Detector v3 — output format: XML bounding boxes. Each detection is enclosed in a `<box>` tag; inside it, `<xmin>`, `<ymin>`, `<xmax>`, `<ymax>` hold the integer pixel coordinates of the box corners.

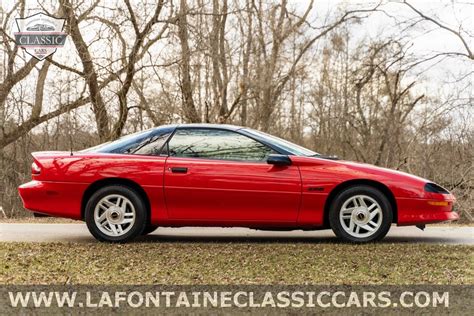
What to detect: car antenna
<box><xmin>69</xmin><ymin>127</ymin><xmax>74</xmax><ymax>156</ymax></box>
<box><xmin>67</xmin><ymin>109</ymin><xmax>73</xmax><ymax>156</ymax></box>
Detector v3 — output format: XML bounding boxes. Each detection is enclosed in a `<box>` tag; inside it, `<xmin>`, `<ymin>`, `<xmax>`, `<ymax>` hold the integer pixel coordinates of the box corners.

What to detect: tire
<box><xmin>85</xmin><ymin>185</ymin><xmax>147</xmax><ymax>242</ymax></box>
<box><xmin>329</xmin><ymin>185</ymin><xmax>392</xmax><ymax>243</ymax></box>
<box><xmin>141</xmin><ymin>224</ymin><xmax>159</xmax><ymax>235</ymax></box>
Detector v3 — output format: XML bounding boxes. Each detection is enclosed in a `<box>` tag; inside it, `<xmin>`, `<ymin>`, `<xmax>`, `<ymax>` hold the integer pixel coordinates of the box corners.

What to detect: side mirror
<box><xmin>267</xmin><ymin>154</ymin><xmax>292</xmax><ymax>166</ymax></box>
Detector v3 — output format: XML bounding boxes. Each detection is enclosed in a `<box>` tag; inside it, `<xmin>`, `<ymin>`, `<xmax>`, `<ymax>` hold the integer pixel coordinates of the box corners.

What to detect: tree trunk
<box><xmin>177</xmin><ymin>0</ymin><xmax>200</xmax><ymax>123</ymax></box>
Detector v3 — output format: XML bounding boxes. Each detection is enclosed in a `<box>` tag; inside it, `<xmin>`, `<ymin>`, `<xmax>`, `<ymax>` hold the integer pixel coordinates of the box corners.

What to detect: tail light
<box><xmin>31</xmin><ymin>162</ymin><xmax>41</xmax><ymax>175</ymax></box>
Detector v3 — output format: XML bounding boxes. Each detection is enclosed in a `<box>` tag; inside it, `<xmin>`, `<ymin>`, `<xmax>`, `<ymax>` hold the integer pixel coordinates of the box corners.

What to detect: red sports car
<box><xmin>18</xmin><ymin>124</ymin><xmax>458</xmax><ymax>243</ymax></box>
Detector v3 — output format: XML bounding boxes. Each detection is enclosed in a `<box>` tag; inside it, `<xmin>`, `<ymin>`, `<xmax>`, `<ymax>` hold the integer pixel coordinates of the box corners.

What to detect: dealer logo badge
<box><xmin>14</xmin><ymin>12</ymin><xmax>67</xmax><ymax>60</ymax></box>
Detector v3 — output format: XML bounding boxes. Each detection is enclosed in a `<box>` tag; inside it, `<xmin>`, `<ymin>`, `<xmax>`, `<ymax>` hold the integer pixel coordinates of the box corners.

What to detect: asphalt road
<box><xmin>0</xmin><ymin>223</ymin><xmax>472</xmax><ymax>244</ymax></box>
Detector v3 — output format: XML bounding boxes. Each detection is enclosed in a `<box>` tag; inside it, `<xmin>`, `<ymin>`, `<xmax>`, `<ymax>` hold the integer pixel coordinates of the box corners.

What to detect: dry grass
<box><xmin>1</xmin><ymin>242</ymin><xmax>472</xmax><ymax>285</ymax></box>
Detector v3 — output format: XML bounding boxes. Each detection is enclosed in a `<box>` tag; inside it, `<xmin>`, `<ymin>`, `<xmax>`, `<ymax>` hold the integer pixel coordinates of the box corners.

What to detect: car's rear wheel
<box><xmin>329</xmin><ymin>185</ymin><xmax>392</xmax><ymax>243</ymax></box>
<box><xmin>85</xmin><ymin>185</ymin><xmax>147</xmax><ymax>242</ymax></box>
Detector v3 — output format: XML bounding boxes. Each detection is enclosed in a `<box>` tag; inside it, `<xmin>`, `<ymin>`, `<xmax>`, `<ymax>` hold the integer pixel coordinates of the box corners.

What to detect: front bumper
<box><xmin>397</xmin><ymin>193</ymin><xmax>458</xmax><ymax>225</ymax></box>
<box><xmin>18</xmin><ymin>180</ymin><xmax>86</xmax><ymax>219</ymax></box>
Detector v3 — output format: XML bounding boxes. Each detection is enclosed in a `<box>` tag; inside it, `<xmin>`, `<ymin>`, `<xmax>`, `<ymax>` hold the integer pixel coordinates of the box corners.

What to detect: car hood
<box><xmin>297</xmin><ymin>155</ymin><xmax>431</xmax><ymax>185</ymax></box>
<box><xmin>336</xmin><ymin>159</ymin><xmax>429</xmax><ymax>183</ymax></box>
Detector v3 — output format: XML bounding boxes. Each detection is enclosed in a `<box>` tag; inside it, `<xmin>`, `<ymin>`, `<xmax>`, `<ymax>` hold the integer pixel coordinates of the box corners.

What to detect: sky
<box><xmin>1</xmin><ymin>0</ymin><xmax>472</xmax><ymax>133</ymax></box>
<box><xmin>294</xmin><ymin>0</ymin><xmax>473</xmax><ymax>131</ymax></box>
<box><xmin>296</xmin><ymin>0</ymin><xmax>473</xmax><ymax>78</ymax></box>
<box><xmin>298</xmin><ymin>1</ymin><xmax>473</xmax><ymax>55</ymax></box>
<box><xmin>3</xmin><ymin>0</ymin><xmax>473</xmax><ymax>84</ymax></box>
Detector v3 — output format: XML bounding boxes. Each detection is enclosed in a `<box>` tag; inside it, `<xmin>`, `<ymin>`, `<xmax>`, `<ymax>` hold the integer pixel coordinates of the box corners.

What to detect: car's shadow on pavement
<box><xmin>136</xmin><ymin>235</ymin><xmax>340</xmax><ymax>244</ymax></box>
<box><xmin>132</xmin><ymin>234</ymin><xmax>461</xmax><ymax>244</ymax></box>
<box><xmin>22</xmin><ymin>234</ymin><xmax>466</xmax><ymax>244</ymax></box>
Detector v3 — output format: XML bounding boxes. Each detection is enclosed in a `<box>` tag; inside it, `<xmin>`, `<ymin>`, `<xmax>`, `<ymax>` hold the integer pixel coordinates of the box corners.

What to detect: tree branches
<box><xmin>402</xmin><ymin>1</ymin><xmax>473</xmax><ymax>60</ymax></box>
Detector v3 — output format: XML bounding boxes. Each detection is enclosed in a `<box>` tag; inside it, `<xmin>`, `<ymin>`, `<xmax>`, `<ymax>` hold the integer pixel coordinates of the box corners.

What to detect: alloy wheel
<box><xmin>93</xmin><ymin>194</ymin><xmax>136</xmax><ymax>237</ymax></box>
<box><xmin>339</xmin><ymin>194</ymin><xmax>383</xmax><ymax>238</ymax></box>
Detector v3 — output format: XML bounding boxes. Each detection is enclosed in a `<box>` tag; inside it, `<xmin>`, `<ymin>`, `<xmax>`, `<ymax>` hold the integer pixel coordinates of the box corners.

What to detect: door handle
<box><xmin>170</xmin><ymin>167</ymin><xmax>188</xmax><ymax>174</ymax></box>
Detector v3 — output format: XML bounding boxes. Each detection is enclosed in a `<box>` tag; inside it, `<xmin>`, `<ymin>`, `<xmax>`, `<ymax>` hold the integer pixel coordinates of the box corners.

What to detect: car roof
<box><xmin>177</xmin><ymin>123</ymin><xmax>244</xmax><ymax>131</ymax></box>
<box><xmin>154</xmin><ymin>123</ymin><xmax>244</xmax><ymax>131</ymax></box>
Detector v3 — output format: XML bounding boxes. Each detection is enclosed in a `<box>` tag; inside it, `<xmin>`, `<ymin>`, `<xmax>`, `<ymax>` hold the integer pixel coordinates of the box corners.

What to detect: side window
<box><xmin>167</xmin><ymin>129</ymin><xmax>275</xmax><ymax>161</ymax></box>
<box><xmin>132</xmin><ymin>132</ymin><xmax>171</xmax><ymax>155</ymax></box>
<box><xmin>90</xmin><ymin>129</ymin><xmax>172</xmax><ymax>155</ymax></box>
<box><xmin>93</xmin><ymin>130</ymin><xmax>153</xmax><ymax>154</ymax></box>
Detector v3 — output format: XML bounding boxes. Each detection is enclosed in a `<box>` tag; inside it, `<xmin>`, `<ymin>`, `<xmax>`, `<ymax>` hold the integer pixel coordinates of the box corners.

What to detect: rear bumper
<box><xmin>18</xmin><ymin>180</ymin><xmax>86</xmax><ymax>220</ymax></box>
<box><xmin>397</xmin><ymin>195</ymin><xmax>459</xmax><ymax>225</ymax></box>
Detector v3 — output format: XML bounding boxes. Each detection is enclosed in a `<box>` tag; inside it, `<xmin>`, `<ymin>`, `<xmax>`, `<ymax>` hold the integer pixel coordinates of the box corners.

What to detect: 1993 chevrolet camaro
<box><xmin>18</xmin><ymin>124</ymin><xmax>458</xmax><ymax>243</ymax></box>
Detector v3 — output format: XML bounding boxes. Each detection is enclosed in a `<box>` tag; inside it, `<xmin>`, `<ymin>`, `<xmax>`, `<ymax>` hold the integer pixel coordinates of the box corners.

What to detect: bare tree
<box><xmin>177</xmin><ymin>0</ymin><xmax>200</xmax><ymax>123</ymax></box>
<box><xmin>402</xmin><ymin>1</ymin><xmax>473</xmax><ymax>60</ymax></box>
<box><xmin>0</xmin><ymin>1</ymin><xmax>471</xmax><ymax>221</ymax></box>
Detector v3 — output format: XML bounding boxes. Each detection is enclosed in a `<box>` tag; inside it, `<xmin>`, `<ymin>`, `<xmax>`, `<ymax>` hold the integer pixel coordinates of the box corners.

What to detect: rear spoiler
<box><xmin>31</xmin><ymin>151</ymin><xmax>73</xmax><ymax>174</ymax></box>
<box><xmin>32</xmin><ymin>151</ymin><xmax>72</xmax><ymax>158</ymax></box>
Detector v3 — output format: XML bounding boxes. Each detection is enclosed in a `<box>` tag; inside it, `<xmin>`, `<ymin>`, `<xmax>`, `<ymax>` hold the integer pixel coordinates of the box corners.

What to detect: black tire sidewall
<box><xmin>85</xmin><ymin>185</ymin><xmax>147</xmax><ymax>242</ymax></box>
<box><xmin>142</xmin><ymin>225</ymin><xmax>159</xmax><ymax>235</ymax></box>
<box><xmin>329</xmin><ymin>185</ymin><xmax>392</xmax><ymax>243</ymax></box>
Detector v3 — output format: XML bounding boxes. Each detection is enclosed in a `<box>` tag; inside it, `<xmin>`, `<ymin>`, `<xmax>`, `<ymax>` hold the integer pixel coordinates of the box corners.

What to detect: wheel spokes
<box><xmin>360</xmin><ymin>224</ymin><xmax>375</xmax><ymax>232</ymax></box>
<box><xmin>348</xmin><ymin>218</ymin><xmax>355</xmax><ymax>232</ymax></box>
<box><xmin>369</xmin><ymin>208</ymin><xmax>380</xmax><ymax>221</ymax></box>
<box><xmin>99</xmin><ymin>218</ymin><xmax>109</xmax><ymax>228</ymax></box>
<box><xmin>96</xmin><ymin>211</ymin><xmax>107</xmax><ymax>222</ymax></box>
<box><xmin>102</xmin><ymin>200</ymin><xmax>115</xmax><ymax>208</ymax></box>
<box><xmin>341</xmin><ymin>207</ymin><xmax>354</xmax><ymax>219</ymax></box>
<box><xmin>339</xmin><ymin>194</ymin><xmax>383</xmax><ymax>238</ymax></box>
<box><xmin>94</xmin><ymin>194</ymin><xmax>136</xmax><ymax>237</ymax></box>
<box><xmin>116</xmin><ymin>197</ymin><xmax>124</xmax><ymax>209</ymax></box>
<box><xmin>354</xmin><ymin>225</ymin><xmax>360</xmax><ymax>234</ymax></box>
<box><xmin>357</xmin><ymin>197</ymin><xmax>367</xmax><ymax>207</ymax></box>
<box><xmin>367</xmin><ymin>220</ymin><xmax>378</xmax><ymax>228</ymax></box>
<box><xmin>109</xmin><ymin>223</ymin><xmax>118</xmax><ymax>235</ymax></box>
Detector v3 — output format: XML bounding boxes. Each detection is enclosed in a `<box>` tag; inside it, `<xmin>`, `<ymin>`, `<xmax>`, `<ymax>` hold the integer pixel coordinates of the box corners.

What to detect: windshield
<box><xmin>244</xmin><ymin>129</ymin><xmax>319</xmax><ymax>157</ymax></box>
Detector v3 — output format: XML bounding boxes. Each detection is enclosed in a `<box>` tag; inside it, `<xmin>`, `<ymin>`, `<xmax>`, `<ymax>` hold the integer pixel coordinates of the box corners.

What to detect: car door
<box><xmin>163</xmin><ymin>128</ymin><xmax>302</xmax><ymax>222</ymax></box>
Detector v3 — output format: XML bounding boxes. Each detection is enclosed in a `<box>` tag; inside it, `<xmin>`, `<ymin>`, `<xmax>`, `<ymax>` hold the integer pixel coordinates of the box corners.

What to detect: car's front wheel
<box><xmin>85</xmin><ymin>185</ymin><xmax>147</xmax><ymax>242</ymax></box>
<box><xmin>329</xmin><ymin>185</ymin><xmax>392</xmax><ymax>243</ymax></box>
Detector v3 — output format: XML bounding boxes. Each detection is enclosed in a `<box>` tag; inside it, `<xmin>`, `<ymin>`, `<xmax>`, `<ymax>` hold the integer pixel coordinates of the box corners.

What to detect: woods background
<box><xmin>0</xmin><ymin>0</ymin><xmax>472</xmax><ymax>221</ymax></box>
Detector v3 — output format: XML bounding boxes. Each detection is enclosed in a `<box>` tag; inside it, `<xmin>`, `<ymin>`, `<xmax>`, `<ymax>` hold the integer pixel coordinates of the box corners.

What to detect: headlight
<box><xmin>424</xmin><ymin>182</ymin><xmax>449</xmax><ymax>194</ymax></box>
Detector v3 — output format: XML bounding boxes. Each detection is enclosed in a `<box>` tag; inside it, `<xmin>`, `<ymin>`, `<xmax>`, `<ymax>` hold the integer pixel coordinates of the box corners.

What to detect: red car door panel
<box><xmin>164</xmin><ymin>157</ymin><xmax>301</xmax><ymax>222</ymax></box>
